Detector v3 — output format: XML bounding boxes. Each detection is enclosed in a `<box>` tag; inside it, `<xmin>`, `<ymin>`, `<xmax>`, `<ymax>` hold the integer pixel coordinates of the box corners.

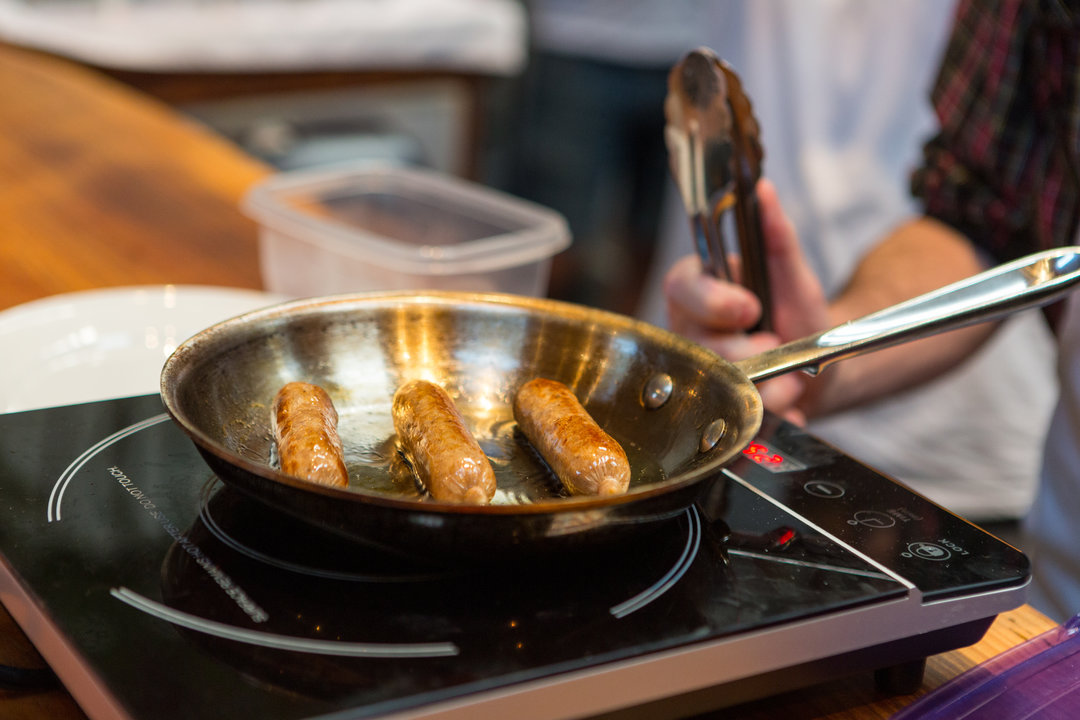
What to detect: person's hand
<box><xmin>662</xmin><ymin>180</ymin><xmax>828</xmax><ymax>423</ymax></box>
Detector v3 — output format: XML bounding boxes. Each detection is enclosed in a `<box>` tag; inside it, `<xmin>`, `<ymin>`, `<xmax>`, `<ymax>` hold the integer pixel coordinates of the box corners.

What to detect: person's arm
<box><xmin>663</xmin><ymin>181</ymin><xmax>997</xmax><ymax>420</ymax></box>
<box><xmin>801</xmin><ymin>216</ymin><xmax>996</xmax><ymax>416</ymax></box>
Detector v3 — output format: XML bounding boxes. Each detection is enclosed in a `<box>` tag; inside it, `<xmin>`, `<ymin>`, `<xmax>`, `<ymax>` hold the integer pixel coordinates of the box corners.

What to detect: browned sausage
<box><xmin>513</xmin><ymin>378</ymin><xmax>631</xmax><ymax>496</ymax></box>
<box><xmin>272</xmin><ymin>381</ymin><xmax>349</xmax><ymax>488</ymax></box>
<box><xmin>392</xmin><ymin>379</ymin><xmax>496</xmax><ymax>504</ymax></box>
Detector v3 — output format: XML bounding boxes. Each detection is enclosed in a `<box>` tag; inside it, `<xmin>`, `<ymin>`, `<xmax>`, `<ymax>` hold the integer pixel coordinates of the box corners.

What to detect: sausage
<box><xmin>272</xmin><ymin>381</ymin><xmax>349</xmax><ymax>488</ymax></box>
<box><xmin>392</xmin><ymin>379</ymin><xmax>496</xmax><ymax>504</ymax></box>
<box><xmin>513</xmin><ymin>378</ymin><xmax>631</xmax><ymax>496</ymax></box>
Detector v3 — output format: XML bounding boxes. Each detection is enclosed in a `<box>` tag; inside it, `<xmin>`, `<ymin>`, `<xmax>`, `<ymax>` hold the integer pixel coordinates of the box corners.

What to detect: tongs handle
<box><xmin>718</xmin><ymin>61</ymin><xmax>772</xmax><ymax>333</ymax></box>
<box><xmin>665</xmin><ymin>48</ymin><xmax>772</xmax><ymax>332</ymax></box>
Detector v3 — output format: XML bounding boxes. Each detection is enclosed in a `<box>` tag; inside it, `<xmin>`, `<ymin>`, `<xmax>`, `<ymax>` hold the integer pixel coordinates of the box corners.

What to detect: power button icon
<box><xmin>804</xmin><ymin>481</ymin><xmax>845</xmax><ymax>499</ymax></box>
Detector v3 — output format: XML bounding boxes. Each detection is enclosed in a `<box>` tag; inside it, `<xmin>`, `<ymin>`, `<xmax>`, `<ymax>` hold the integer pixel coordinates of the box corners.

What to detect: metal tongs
<box><xmin>665</xmin><ymin>47</ymin><xmax>772</xmax><ymax>331</ymax></box>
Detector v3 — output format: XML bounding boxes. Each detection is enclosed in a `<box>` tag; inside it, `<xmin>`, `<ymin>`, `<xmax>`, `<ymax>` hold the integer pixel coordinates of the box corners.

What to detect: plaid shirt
<box><xmin>910</xmin><ymin>0</ymin><xmax>1080</xmax><ymax>262</ymax></box>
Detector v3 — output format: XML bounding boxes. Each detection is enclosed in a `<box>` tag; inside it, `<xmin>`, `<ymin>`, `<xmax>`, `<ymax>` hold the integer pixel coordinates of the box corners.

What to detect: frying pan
<box><xmin>161</xmin><ymin>247</ymin><xmax>1080</xmax><ymax>563</ymax></box>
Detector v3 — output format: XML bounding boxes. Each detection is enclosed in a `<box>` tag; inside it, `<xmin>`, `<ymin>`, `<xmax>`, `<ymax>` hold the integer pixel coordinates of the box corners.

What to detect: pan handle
<box><xmin>734</xmin><ymin>246</ymin><xmax>1080</xmax><ymax>383</ymax></box>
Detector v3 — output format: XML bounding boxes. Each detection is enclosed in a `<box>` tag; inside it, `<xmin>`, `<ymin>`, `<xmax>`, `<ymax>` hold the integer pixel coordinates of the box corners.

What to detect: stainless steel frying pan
<box><xmin>160</xmin><ymin>247</ymin><xmax>1080</xmax><ymax>563</ymax></box>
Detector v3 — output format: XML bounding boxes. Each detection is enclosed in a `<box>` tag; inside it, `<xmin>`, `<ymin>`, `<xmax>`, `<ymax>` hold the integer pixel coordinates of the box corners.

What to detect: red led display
<box><xmin>740</xmin><ymin>440</ymin><xmax>807</xmax><ymax>473</ymax></box>
<box><xmin>743</xmin><ymin>442</ymin><xmax>785</xmax><ymax>466</ymax></box>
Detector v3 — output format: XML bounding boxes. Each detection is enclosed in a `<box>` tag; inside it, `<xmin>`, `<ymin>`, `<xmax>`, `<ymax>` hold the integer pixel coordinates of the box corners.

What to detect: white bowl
<box><xmin>0</xmin><ymin>285</ymin><xmax>283</xmax><ymax>413</ymax></box>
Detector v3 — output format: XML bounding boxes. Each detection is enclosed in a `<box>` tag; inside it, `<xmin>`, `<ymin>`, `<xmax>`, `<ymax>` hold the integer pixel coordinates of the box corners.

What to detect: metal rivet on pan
<box><xmin>642</xmin><ymin>373</ymin><xmax>673</xmax><ymax>409</ymax></box>
<box><xmin>700</xmin><ymin>418</ymin><xmax>728</xmax><ymax>452</ymax></box>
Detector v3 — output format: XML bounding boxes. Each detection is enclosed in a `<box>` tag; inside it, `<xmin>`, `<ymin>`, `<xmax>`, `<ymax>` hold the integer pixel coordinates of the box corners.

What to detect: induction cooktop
<box><xmin>0</xmin><ymin>394</ymin><xmax>1028</xmax><ymax>719</ymax></box>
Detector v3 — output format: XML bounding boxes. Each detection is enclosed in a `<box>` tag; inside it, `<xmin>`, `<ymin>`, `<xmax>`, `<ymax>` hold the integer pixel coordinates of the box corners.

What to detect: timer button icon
<box><xmin>848</xmin><ymin>510</ymin><xmax>895</xmax><ymax>529</ymax></box>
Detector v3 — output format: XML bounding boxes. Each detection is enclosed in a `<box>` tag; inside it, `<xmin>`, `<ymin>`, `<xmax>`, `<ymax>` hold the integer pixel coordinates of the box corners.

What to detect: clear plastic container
<box><xmin>892</xmin><ymin>614</ymin><xmax>1080</xmax><ymax>719</ymax></box>
<box><xmin>242</xmin><ymin>164</ymin><xmax>571</xmax><ymax>298</ymax></box>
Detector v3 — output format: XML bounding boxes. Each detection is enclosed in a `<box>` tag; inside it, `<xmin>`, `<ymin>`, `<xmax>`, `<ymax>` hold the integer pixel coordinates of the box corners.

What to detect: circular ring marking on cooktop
<box><xmin>48</xmin><ymin>413</ymin><xmax>171</xmax><ymax>522</ymax></box>
<box><xmin>609</xmin><ymin>507</ymin><xmax>701</xmax><ymax>618</ymax></box>
<box><xmin>110</xmin><ymin>587</ymin><xmax>460</xmax><ymax>658</ymax></box>
<box><xmin>196</xmin><ymin>478</ymin><xmax>452</xmax><ymax>583</ymax></box>
<box><xmin>199</xmin><ymin>475</ymin><xmax>703</xmax><ymax>616</ymax></box>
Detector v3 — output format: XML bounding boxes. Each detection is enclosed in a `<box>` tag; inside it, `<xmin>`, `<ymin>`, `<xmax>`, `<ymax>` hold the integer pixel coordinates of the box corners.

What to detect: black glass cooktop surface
<box><xmin>0</xmin><ymin>395</ymin><xmax>1028</xmax><ymax>719</ymax></box>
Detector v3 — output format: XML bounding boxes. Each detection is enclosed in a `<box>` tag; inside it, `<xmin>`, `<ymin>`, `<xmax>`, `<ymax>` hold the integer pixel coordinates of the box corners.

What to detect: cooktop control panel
<box><xmin>714</xmin><ymin>412</ymin><xmax>1029</xmax><ymax>600</ymax></box>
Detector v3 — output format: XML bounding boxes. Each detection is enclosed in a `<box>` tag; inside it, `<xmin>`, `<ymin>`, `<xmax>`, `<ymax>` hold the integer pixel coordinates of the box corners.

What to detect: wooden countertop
<box><xmin>0</xmin><ymin>40</ymin><xmax>1061</xmax><ymax>720</ymax></box>
<box><xmin>0</xmin><ymin>43</ymin><xmax>266</xmax><ymax>312</ymax></box>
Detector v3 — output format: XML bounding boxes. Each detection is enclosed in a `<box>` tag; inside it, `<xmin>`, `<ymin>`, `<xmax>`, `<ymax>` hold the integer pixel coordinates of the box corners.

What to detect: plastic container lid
<box><xmin>892</xmin><ymin>614</ymin><xmax>1080</xmax><ymax>719</ymax></box>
